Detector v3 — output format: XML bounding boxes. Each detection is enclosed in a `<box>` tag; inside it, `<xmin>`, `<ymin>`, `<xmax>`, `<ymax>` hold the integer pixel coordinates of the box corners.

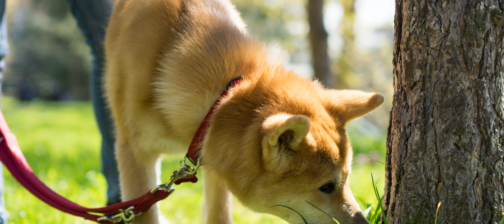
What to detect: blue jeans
<box><xmin>65</xmin><ymin>0</ymin><xmax>121</xmax><ymax>205</ymax></box>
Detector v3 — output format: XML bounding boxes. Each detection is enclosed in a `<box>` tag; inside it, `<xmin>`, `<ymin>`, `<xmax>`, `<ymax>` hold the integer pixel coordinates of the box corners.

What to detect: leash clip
<box><xmin>97</xmin><ymin>206</ymin><xmax>139</xmax><ymax>224</ymax></box>
<box><xmin>150</xmin><ymin>157</ymin><xmax>200</xmax><ymax>194</ymax></box>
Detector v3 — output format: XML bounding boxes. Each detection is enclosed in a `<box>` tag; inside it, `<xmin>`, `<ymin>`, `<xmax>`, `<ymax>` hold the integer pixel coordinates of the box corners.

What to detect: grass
<box><xmin>2</xmin><ymin>97</ymin><xmax>385</xmax><ymax>224</ymax></box>
<box><xmin>362</xmin><ymin>174</ymin><xmax>387</xmax><ymax>224</ymax></box>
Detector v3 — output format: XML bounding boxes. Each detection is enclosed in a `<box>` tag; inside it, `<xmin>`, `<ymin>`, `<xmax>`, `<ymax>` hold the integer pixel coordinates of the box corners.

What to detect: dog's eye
<box><xmin>319</xmin><ymin>182</ymin><xmax>335</xmax><ymax>194</ymax></box>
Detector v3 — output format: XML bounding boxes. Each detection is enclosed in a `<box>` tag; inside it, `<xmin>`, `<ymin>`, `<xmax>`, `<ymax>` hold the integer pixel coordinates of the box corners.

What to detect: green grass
<box><xmin>363</xmin><ymin>174</ymin><xmax>387</xmax><ymax>224</ymax></box>
<box><xmin>2</xmin><ymin>97</ymin><xmax>385</xmax><ymax>224</ymax></box>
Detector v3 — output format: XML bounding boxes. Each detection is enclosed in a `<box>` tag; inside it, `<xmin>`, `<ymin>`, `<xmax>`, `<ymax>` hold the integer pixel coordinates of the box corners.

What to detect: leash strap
<box><xmin>0</xmin><ymin>77</ymin><xmax>242</xmax><ymax>223</ymax></box>
<box><xmin>186</xmin><ymin>77</ymin><xmax>243</xmax><ymax>164</ymax></box>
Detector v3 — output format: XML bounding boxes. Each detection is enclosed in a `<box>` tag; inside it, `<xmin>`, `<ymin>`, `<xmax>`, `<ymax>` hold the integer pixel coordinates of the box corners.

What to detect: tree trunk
<box><xmin>384</xmin><ymin>0</ymin><xmax>504</xmax><ymax>223</ymax></box>
<box><xmin>308</xmin><ymin>0</ymin><xmax>335</xmax><ymax>87</ymax></box>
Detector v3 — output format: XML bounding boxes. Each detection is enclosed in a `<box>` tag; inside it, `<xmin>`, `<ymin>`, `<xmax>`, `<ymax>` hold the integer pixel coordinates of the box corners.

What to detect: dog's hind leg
<box><xmin>116</xmin><ymin>140</ymin><xmax>160</xmax><ymax>224</ymax></box>
<box><xmin>202</xmin><ymin>168</ymin><xmax>233</xmax><ymax>224</ymax></box>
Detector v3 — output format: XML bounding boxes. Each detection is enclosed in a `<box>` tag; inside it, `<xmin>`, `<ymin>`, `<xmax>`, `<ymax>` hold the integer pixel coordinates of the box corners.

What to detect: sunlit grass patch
<box><xmin>3</xmin><ymin>98</ymin><xmax>105</xmax><ymax>224</ymax></box>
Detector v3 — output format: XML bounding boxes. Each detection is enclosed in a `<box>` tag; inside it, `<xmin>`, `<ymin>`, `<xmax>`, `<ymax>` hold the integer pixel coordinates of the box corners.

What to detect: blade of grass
<box><xmin>370</xmin><ymin>173</ymin><xmax>384</xmax><ymax>223</ymax></box>
<box><xmin>273</xmin><ymin>205</ymin><xmax>308</xmax><ymax>224</ymax></box>
<box><xmin>435</xmin><ymin>202</ymin><xmax>441</xmax><ymax>224</ymax></box>
<box><xmin>306</xmin><ymin>201</ymin><xmax>340</xmax><ymax>224</ymax></box>
<box><xmin>377</xmin><ymin>161</ymin><xmax>393</xmax><ymax>170</ymax></box>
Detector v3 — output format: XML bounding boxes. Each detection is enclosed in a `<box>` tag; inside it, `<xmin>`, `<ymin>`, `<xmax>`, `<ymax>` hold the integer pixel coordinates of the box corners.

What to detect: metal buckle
<box><xmin>150</xmin><ymin>158</ymin><xmax>200</xmax><ymax>194</ymax></box>
<box><xmin>97</xmin><ymin>206</ymin><xmax>139</xmax><ymax>224</ymax></box>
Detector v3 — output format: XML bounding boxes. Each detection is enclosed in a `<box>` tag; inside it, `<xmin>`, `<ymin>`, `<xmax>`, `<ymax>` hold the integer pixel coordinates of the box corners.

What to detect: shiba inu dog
<box><xmin>104</xmin><ymin>0</ymin><xmax>383</xmax><ymax>223</ymax></box>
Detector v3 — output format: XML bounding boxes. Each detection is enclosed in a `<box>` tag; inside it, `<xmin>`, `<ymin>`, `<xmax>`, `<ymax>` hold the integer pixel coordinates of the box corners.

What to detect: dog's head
<box><xmin>203</xmin><ymin>77</ymin><xmax>383</xmax><ymax>224</ymax></box>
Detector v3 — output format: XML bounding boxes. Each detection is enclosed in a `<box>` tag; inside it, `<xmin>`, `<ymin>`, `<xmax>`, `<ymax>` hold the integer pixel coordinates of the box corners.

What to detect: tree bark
<box><xmin>384</xmin><ymin>0</ymin><xmax>504</xmax><ymax>223</ymax></box>
<box><xmin>308</xmin><ymin>0</ymin><xmax>335</xmax><ymax>87</ymax></box>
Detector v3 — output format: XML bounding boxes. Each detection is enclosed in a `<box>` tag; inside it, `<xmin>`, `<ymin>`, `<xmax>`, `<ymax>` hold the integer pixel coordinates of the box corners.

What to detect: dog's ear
<box><xmin>261</xmin><ymin>114</ymin><xmax>310</xmax><ymax>170</ymax></box>
<box><xmin>322</xmin><ymin>90</ymin><xmax>384</xmax><ymax>123</ymax></box>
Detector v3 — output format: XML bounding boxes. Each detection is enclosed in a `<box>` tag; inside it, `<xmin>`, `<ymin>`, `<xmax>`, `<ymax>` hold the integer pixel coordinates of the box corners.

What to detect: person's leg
<box><xmin>65</xmin><ymin>0</ymin><xmax>121</xmax><ymax>205</ymax></box>
<box><xmin>0</xmin><ymin>1</ymin><xmax>9</xmax><ymax>223</ymax></box>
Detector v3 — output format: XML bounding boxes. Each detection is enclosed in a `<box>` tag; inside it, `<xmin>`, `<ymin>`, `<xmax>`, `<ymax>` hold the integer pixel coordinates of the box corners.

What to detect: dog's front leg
<box><xmin>116</xmin><ymin>140</ymin><xmax>160</xmax><ymax>224</ymax></box>
<box><xmin>202</xmin><ymin>168</ymin><xmax>233</xmax><ymax>224</ymax></box>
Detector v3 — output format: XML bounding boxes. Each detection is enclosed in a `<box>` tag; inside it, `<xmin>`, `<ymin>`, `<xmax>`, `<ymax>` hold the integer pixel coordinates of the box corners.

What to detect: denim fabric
<box><xmin>0</xmin><ymin>0</ymin><xmax>9</xmax><ymax>222</ymax></box>
<box><xmin>65</xmin><ymin>0</ymin><xmax>121</xmax><ymax>205</ymax></box>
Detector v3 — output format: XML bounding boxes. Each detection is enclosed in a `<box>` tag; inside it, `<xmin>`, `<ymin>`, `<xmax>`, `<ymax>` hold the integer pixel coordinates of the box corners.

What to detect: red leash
<box><xmin>0</xmin><ymin>77</ymin><xmax>242</xmax><ymax>223</ymax></box>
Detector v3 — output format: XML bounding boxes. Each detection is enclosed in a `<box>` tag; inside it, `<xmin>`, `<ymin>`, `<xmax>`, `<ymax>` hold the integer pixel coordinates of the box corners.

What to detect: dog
<box><xmin>104</xmin><ymin>0</ymin><xmax>383</xmax><ymax>223</ymax></box>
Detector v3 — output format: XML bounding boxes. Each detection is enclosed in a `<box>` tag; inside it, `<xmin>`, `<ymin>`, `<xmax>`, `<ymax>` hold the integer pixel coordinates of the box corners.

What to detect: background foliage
<box><xmin>4</xmin><ymin>0</ymin><xmax>91</xmax><ymax>100</ymax></box>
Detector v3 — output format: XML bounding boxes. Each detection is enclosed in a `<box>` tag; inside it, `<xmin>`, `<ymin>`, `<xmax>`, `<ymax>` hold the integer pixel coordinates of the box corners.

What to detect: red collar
<box><xmin>186</xmin><ymin>77</ymin><xmax>243</xmax><ymax>165</ymax></box>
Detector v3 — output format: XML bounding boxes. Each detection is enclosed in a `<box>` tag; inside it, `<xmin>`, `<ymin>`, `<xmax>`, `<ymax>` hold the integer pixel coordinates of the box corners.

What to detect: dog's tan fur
<box><xmin>104</xmin><ymin>0</ymin><xmax>383</xmax><ymax>223</ymax></box>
